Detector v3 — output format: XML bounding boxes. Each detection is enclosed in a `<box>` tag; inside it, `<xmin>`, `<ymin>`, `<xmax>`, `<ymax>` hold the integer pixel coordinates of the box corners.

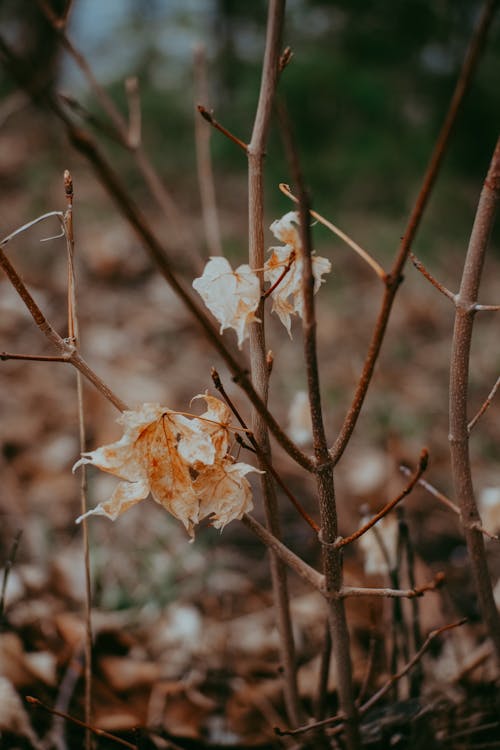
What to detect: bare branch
<box><xmin>0</xmin><ymin>244</ymin><xmax>127</xmax><ymax>412</ymax></box>
<box><xmin>278</xmin><ymin>99</ymin><xmax>360</xmax><ymax>748</ymax></box>
<box><xmin>474</xmin><ymin>303</ymin><xmax>500</xmax><ymax>311</ymax></box>
<box><xmin>340</xmin><ymin>571</ymin><xmax>445</xmax><ymax>599</ymax></box>
<box><xmin>247</xmin><ymin>0</ymin><xmax>302</xmax><ymax>725</ymax></box>
<box><xmin>62</xmin><ymin>171</ymin><xmax>93</xmax><ymax>750</ymax></box>
<box><xmin>0</xmin><ymin>352</ymin><xmax>68</xmax><ymax>362</ymax></box>
<box><xmin>26</xmin><ymin>697</ymin><xmax>137</xmax><ymax>750</ymax></box>
<box><xmin>410</xmin><ymin>252</ymin><xmax>455</xmax><ymax>300</ymax></box>
<box><xmin>449</xmin><ymin>136</ymin><xmax>500</xmax><ymax>663</ymax></box>
<box><xmin>337</xmin><ymin>449</ymin><xmax>428</xmax><ymax>549</ymax></box>
<box><xmin>468</xmin><ymin>374</ymin><xmax>500</xmax><ymax>431</ymax></box>
<box><xmin>197</xmin><ymin>104</ymin><xmax>248</xmax><ymax>153</ymax></box>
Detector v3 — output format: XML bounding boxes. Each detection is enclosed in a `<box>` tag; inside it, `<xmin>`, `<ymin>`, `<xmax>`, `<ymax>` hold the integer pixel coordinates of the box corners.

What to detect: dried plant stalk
<box><xmin>449</xmin><ymin>136</ymin><xmax>500</xmax><ymax>664</ymax></box>
<box><xmin>246</xmin><ymin>0</ymin><xmax>301</xmax><ymax>726</ymax></box>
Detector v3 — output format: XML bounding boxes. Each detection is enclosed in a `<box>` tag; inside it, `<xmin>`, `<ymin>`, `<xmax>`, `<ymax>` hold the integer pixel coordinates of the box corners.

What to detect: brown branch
<box><xmin>399</xmin><ymin>466</ymin><xmax>499</xmax><ymax>541</ymax></box>
<box><xmin>410</xmin><ymin>252</ymin><xmax>455</xmax><ymax>300</ymax></box>
<box><xmin>330</xmin><ymin>0</ymin><xmax>497</xmax><ymax>466</ymax></box>
<box><xmin>337</xmin><ymin>449</ymin><xmax>428</xmax><ymax>548</ymax></box>
<box><xmin>62</xmin><ymin>171</ymin><xmax>93</xmax><ymax>750</ymax></box>
<box><xmin>0</xmin><ymin>244</ymin><xmax>127</xmax><ymax>412</ymax></box>
<box><xmin>26</xmin><ymin>697</ymin><xmax>137</xmax><ymax>750</ymax></box>
<box><xmin>0</xmin><ymin>352</ymin><xmax>68</xmax><ymax>362</ymax></box>
<box><xmin>279</xmin><ymin>102</ymin><xmax>360</xmax><ymax>748</ymax></box>
<box><xmin>474</xmin><ymin>303</ymin><xmax>500</xmax><ymax>311</ymax></box>
<box><xmin>468</xmin><ymin>374</ymin><xmax>500</xmax><ymax>431</ymax></box>
<box><xmin>449</xmin><ymin>135</ymin><xmax>500</xmax><ymax>664</ymax></box>
<box><xmin>246</xmin><ymin>0</ymin><xmax>302</xmax><ymax>726</ymax></box>
<box><xmin>340</xmin><ymin>571</ymin><xmax>445</xmax><ymax>599</ymax></box>
<box><xmin>261</xmin><ymin>249</ymin><xmax>295</xmax><ymax>299</ymax></box>
<box><xmin>197</xmin><ymin>104</ymin><xmax>248</xmax><ymax>153</ymax></box>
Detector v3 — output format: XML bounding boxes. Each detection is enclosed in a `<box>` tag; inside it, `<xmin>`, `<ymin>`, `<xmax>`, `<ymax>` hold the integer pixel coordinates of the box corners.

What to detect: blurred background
<box><xmin>0</xmin><ymin>1</ymin><xmax>499</xmax><ymax>745</ymax></box>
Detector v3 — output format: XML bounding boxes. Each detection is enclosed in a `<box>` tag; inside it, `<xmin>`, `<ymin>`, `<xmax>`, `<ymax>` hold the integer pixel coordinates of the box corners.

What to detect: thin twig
<box><xmin>197</xmin><ymin>105</ymin><xmax>248</xmax><ymax>153</ymax></box>
<box><xmin>0</xmin><ymin>243</ymin><xmax>127</xmax><ymax>412</ymax></box>
<box><xmin>279</xmin><ymin>100</ymin><xmax>360</xmax><ymax>748</ymax></box>
<box><xmin>340</xmin><ymin>572</ymin><xmax>445</xmax><ymax>599</ymax></box>
<box><xmin>399</xmin><ymin>465</ymin><xmax>499</xmax><ymax>540</ymax></box>
<box><xmin>62</xmin><ymin>170</ymin><xmax>93</xmax><ymax>750</ymax></box>
<box><xmin>474</xmin><ymin>303</ymin><xmax>500</xmax><ymax>311</ymax></box>
<box><xmin>330</xmin><ymin>0</ymin><xmax>497</xmax><ymax>466</ymax></box>
<box><xmin>279</xmin><ymin>182</ymin><xmax>386</xmax><ymax>280</ymax></box>
<box><xmin>410</xmin><ymin>252</ymin><xmax>456</xmax><ymax>300</ymax></box>
<box><xmin>468</xmin><ymin>374</ymin><xmax>500</xmax><ymax>431</ymax></box>
<box><xmin>449</xmin><ymin>136</ymin><xmax>500</xmax><ymax>664</ymax></box>
<box><xmin>0</xmin><ymin>352</ymin><xmax>68</xmax><ymax>362</ymax></box>
<box><xmin>246</xmin><ymin>0</ymin><xmax>301</xmax><ymax>726</ymax></box>
<box><xmin>398</xmin><ymin>508</ymin><xmax>423</xmax><ymax>696</ymax></box>
<box><xmin>26</xmin><ymin>697</ymin><xmax>137</xmax><ymax>750</ymax></box>
<box><xmin>337</xmin><ymin>449</ymin><xmax>428</xmax><ymax>548</ymax></box>
<box><xmin>0</xmin><ymin>211</ymin><xmax>64</xmax><ymax>246</ymax></box>
<box><xmin>261</xmin><ymin>249</ymin><xmax>295</xmax><ymax>299</ymax></box>
<box><xmin>193</xmin><ymin>47</ymin><xmax>223</xmax><ymax>256</ymax></box>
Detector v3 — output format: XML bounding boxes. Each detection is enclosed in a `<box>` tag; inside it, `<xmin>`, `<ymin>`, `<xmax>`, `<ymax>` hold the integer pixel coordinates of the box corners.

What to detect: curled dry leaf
<box><xmin>264</xmin><ymin>211</ymin><xmax>331</xmax><ymax>336</ymax></box>
<box><xmin>74</xmin><ymin>397</ymin><xmax>258</xmax><ymax>538</ymax></box>
<box><xmin>192</xmin><ymin>257</ymin><xmax>260</xmax><ymax>349</ymax></box>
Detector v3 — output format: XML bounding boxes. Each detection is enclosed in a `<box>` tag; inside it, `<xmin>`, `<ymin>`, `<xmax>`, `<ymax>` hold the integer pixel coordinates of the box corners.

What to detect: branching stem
<box><xmin>246</xmin><ymin>0</ymin><xmax>301</xmax><ymax>725</ymax></box>
<box><xmin>449</xmin><ymin>136</ymin><xmax>500</xmax><ymax>664</ymax></box>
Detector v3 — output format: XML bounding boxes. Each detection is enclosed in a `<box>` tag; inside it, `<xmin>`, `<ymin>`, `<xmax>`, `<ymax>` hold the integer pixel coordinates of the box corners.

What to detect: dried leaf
<box><xmin>192</xmin><ymin>257</ymin><xmax>260</xmax><ymax>348</ymax></box>
<box><xmin>196</xmin><ymin>459</ymin><xmax>257</xmax><ymax>530</ymax></box>
<box><xmin>75</xmin><ymin>398</ymin><xmax>256</xmax><ymax>538</ymax></box>
<box><xmin>264</xmin><ymin>211</ymin><xmax>331</xmax><ymax>336</ymax></box>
